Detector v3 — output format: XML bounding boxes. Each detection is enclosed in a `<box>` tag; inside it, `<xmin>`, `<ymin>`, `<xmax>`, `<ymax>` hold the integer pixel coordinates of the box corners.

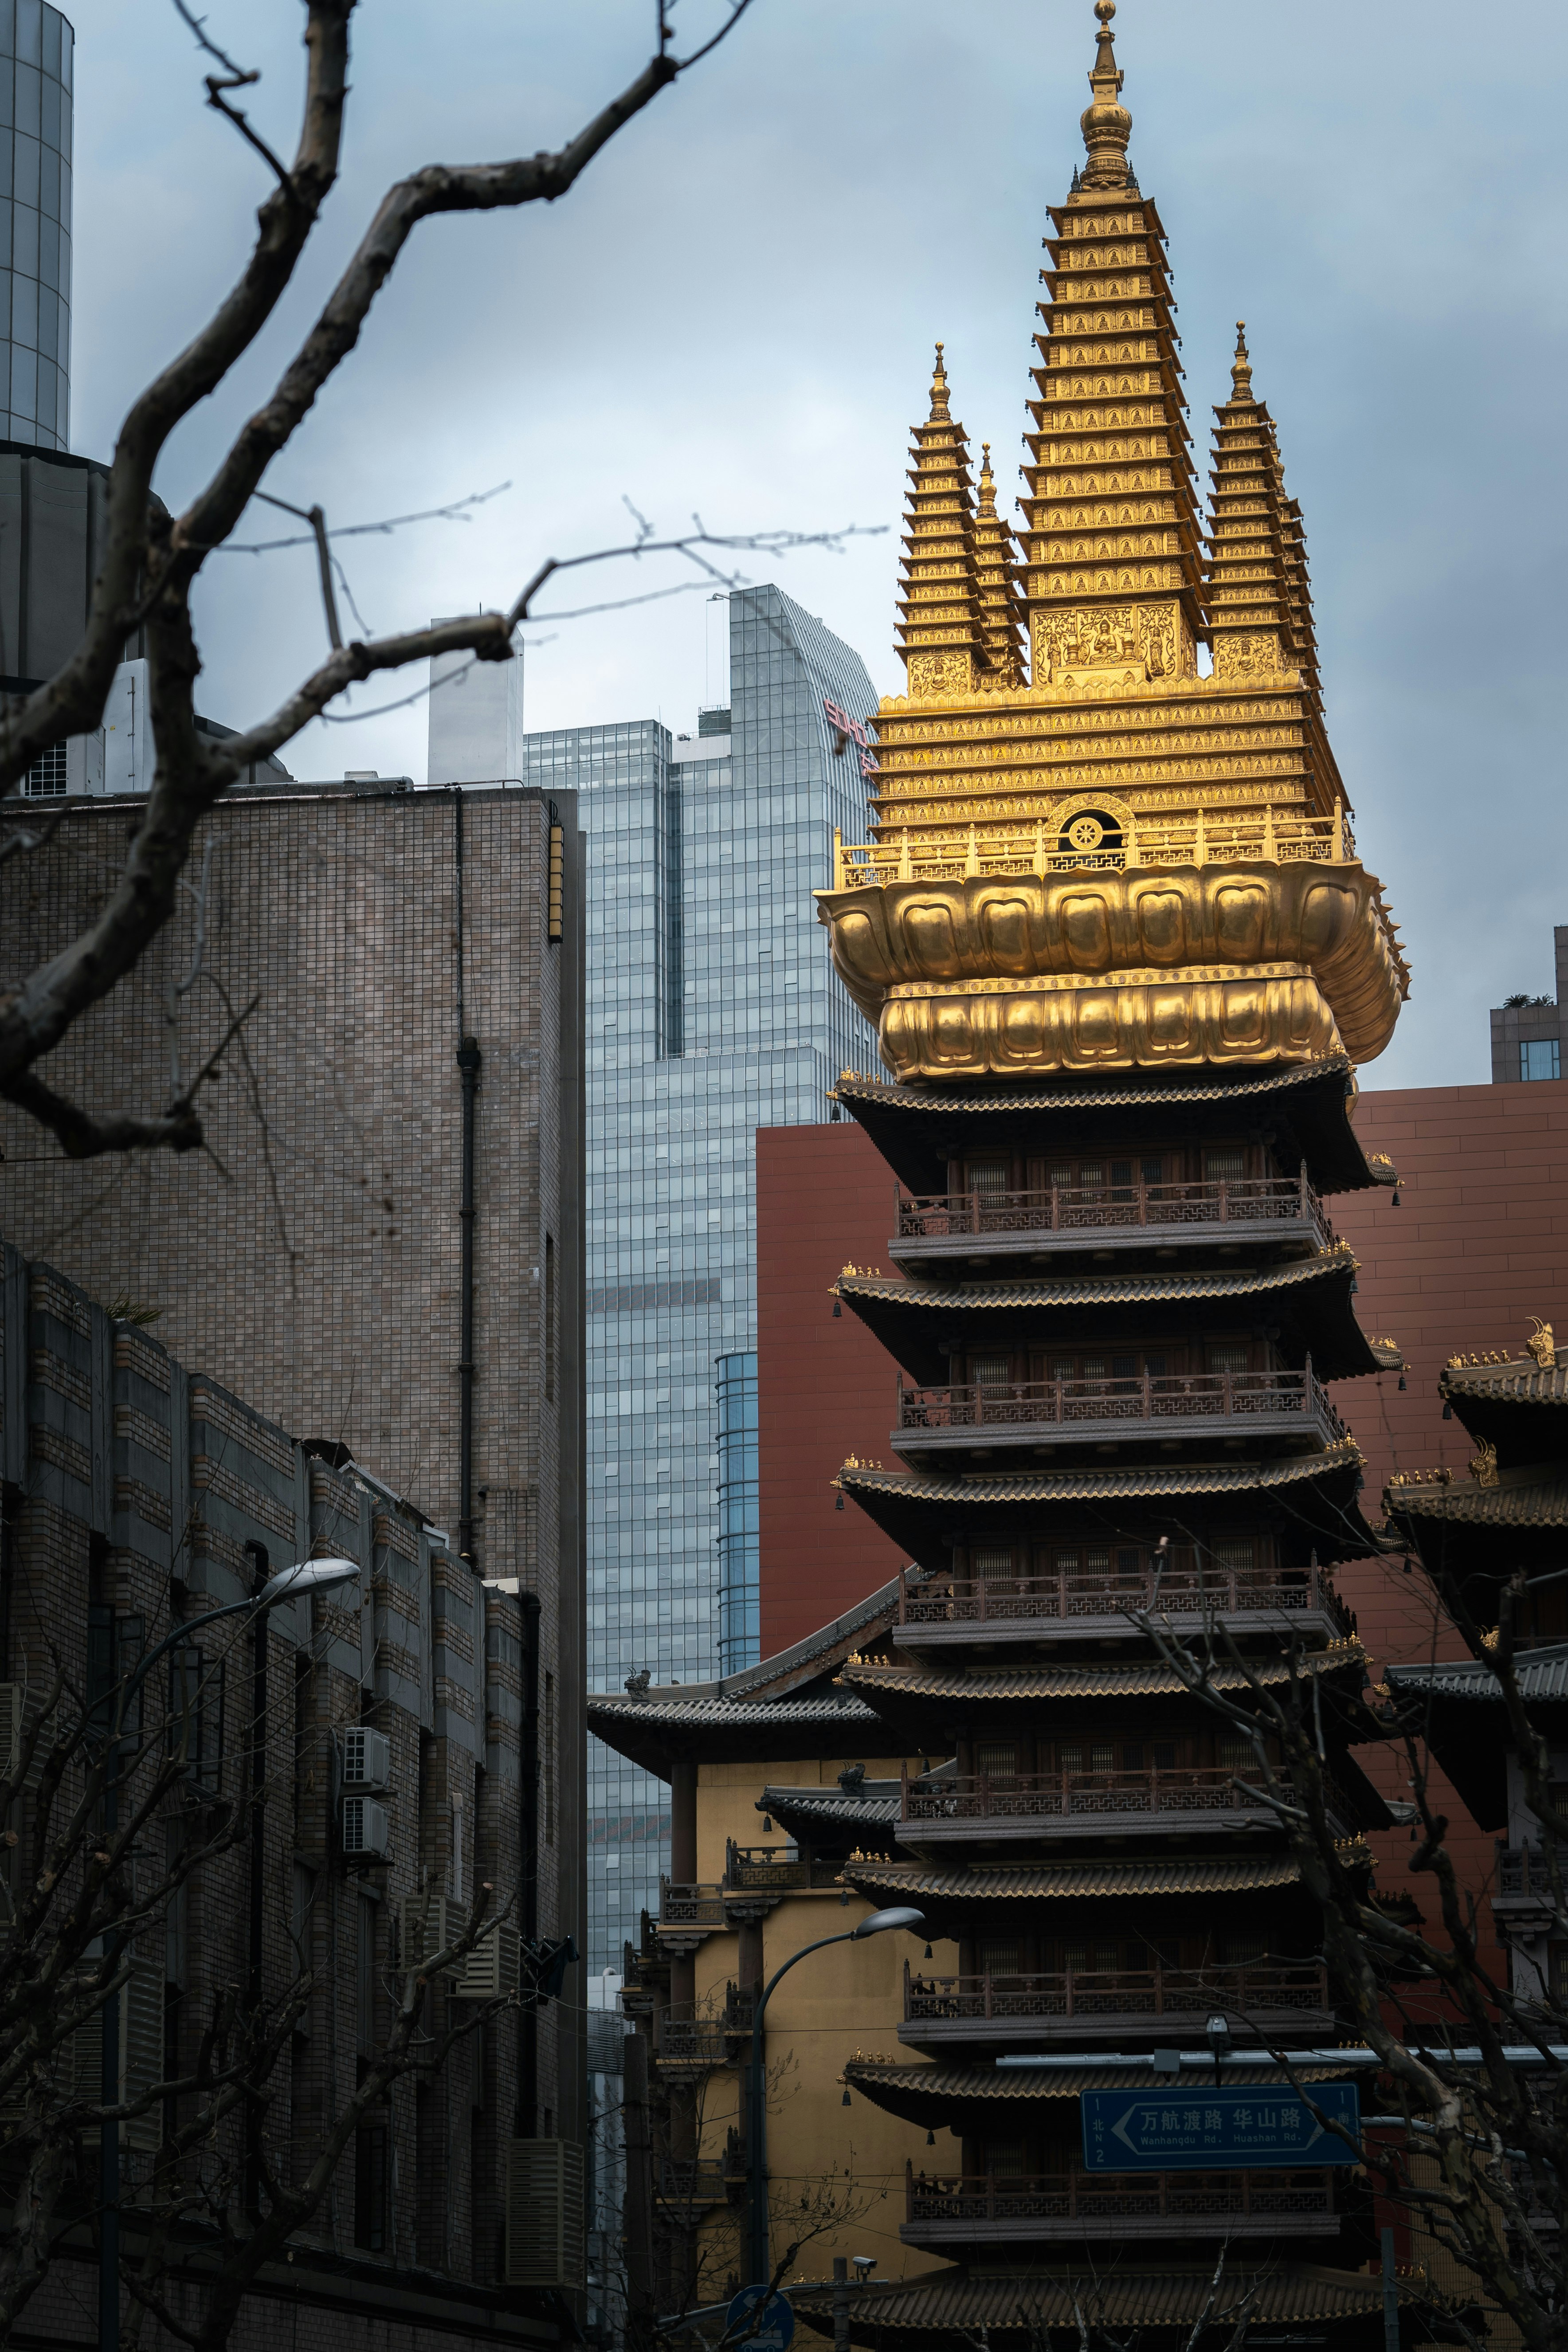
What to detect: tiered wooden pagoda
<box><xmin>591</xmin><ymin>4</ymin><xmax>1428</xmax><ymax>2339</ymax></box>
<box><xmin>796</xmin><ymin>0</ymin><xmax>1417</xmax><ymax>2336</ymax></box>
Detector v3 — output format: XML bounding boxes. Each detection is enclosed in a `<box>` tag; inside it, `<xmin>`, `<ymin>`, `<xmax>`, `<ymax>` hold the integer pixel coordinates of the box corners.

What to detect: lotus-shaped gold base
<box><xmin>815</xmin><ymin>858</ymin><xmax>1404</xmax><ymax>1080</ymax></box>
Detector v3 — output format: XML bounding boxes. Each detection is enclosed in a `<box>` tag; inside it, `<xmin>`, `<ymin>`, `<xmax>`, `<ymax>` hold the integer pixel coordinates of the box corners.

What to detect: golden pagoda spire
<box><xmin>1203</xmin><ymin>320</ymin><xmax>1290</xmax><ymax>675</ymax></box>
<box><xmin>1018</xmin><ymin>1</ymin><xmax>1206</xmax><ymax>689</ymax></box>
<box><xmin>1080</xmin><ymin>0</ymin><xmax>1133</xmax><ymax>190</ymax></box>
<box><xmin>972</xmin><ymin>442</ymin><xmax>1028</xmax><ymax>687</ymax></box>
<box><xmin>894</xmin><ymin>342</ymin><xmax>985</xmax><ymax>694</ymax></box>
<box><xmin>1203</xmin><ymin>322</ymin><xmax>1338</xmax><ymax>796</ymax></box>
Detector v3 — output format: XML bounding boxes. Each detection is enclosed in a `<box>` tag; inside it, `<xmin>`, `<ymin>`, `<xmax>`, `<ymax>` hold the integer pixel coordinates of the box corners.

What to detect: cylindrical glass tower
<box><xmin>715</xmin><ymin>1351</ymin><xmax>760</xmax><ymax>1672</ymax></box>
<box><xmin>0</xmin><ymin>0</ymin><xmax>72</xmax><ymax>450</ymax></box>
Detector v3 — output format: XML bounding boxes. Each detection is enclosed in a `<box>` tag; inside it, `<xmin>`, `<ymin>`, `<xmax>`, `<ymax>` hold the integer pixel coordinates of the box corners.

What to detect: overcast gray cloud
<box><xmin>63</xmin><ymin>0</ymin><xmax>1568</xmax><ymax>1087</ymax></box>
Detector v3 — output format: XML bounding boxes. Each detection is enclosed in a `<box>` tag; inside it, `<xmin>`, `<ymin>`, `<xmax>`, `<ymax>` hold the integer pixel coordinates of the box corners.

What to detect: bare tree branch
<box><xmin>0</xmin><ymin>0</ymin><xmax>767</xmax><ymax>1156</ymax></box>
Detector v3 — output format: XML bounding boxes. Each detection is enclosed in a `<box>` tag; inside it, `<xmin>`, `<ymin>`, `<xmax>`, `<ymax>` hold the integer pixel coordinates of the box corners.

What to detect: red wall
<box><xmin>756</xmin><ymin>1122</ymin><xmax>906</xmax><ymax>1657</ymax></box>
<box><xmin>756</xmin><ymin>1079</ymin><xmax>1568</xmax><ymax>1955</ymax></box>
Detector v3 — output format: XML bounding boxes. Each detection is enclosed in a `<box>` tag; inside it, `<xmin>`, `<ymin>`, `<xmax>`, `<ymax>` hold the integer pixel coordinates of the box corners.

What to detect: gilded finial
<box><xmin>1080</xmin><ymin>0</ymin><xmax>1132</xmax><ymax>190</ymax></box>
<box><xmin>1231</xmin><ymin>321</ymin><xmax>1253</xmax><ymax>402</ymax></box>
<box><xmin>928</xmin><ymin>341</ymin><xmax>950</xmax><ymax>423</ymax></box>
<box><xmin>977</xmin><ymin>441</ymin><xmax>997</xmax><ymax>517</ymax></box>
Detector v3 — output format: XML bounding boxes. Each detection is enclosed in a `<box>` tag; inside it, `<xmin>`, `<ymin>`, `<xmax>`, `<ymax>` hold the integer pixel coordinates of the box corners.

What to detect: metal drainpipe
<box><xmin>518</xmin><ymin>1589</ymin><xmax>541</xmax><ymax>2134</ymax></box>
<box><xmin>456</xmin><ymin>1034</ymin><xmax>481</xmax><ymax>1563</ymax></box>
<box><xmin>452</xmin><ymin>788</ymin><xmax>481</xmax><ymax>1570</ymax></box>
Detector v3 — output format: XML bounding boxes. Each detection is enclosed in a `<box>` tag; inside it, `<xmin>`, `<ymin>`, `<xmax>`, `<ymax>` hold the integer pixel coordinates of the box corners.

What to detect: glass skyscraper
<box><xmin>518</xmin><ymin>585</ymin><xmax>880</xmax><ymax>1966</ymax></box>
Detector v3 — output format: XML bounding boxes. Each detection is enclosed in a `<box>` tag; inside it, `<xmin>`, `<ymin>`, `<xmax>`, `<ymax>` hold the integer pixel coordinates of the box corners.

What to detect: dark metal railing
<box><xmin>905</xmin><ymin>2162</ymin><xmax>1334</xmax><ymax>2226</ymax></box>
<box><xmin>896</xmin><ymin>1174</ymin><xmax>1330</xmax><ymax>1243</ymax></box>
<box><xmin>898</xmin><ymin>1561</ymin><xmax>1354</xmax><ymax>1635</ymax></box>
<box><xmin>903</xmin><ymin>1956</ymin><xmax>1331</xmax><ymax>2024</ymax></box>
<box><xmin>897</xmin><ymin>1367</ymin><xmax>1339</xmax><ymax>1435</ymax></box>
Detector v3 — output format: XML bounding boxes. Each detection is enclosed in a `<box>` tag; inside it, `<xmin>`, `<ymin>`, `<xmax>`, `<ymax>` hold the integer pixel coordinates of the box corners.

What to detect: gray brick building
<box><xmin>0</xmin><ymin>780</ymin><xmax>587</xmax><ymax>2313</ymax></box>
<box><xmin>0</xmin><ymin>1238</ymin><xmax>579</xmax><ymax>2344</ymax></box>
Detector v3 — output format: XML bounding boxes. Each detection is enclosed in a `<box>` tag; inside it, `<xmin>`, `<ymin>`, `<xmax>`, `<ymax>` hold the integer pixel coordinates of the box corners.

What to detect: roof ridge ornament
<box><xmin>1080</xmin><ymin>0</ymin><xmax>1133</xmax><ymax>191</ymax></box>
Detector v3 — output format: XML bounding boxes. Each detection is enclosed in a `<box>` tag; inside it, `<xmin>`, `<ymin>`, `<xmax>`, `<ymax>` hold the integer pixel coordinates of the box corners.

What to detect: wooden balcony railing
<box><xmin>898</xmin><ymin>1561</ymin><xmax>1354</xmax><ymax>1635</ymax></box>
<box><xmin>900</xmin><ymin>1761</ymin><xmax>1339</xmax><ymax>1826</ymax></box>
<box><xmin>656</xmin><ymin>2012</ymin><xmax>732</xmax><ymax>2067</ymax></box>
<box><xmin>657</xmin><ymin>2159</ymin><xmax>729</xmax><ymax>2205</ymax></box>
<box><xmin>905</xmin><ymin>2163</ymin><xmax>1335</xmax><ymax>2227</ymax></box>
<box><xmin>659</xmin><ymin>1878</ymin><xmax>725</xmax><ymax>1927</ymax></box>
<box><xmin>903</xmin><ymin>1957</ymin><xmax>1331</xmax><ymax>2024</ymax></box>
<box><xmin>896</xmin><ymin>1174</ymin><xmax>1330</xmax><ymax>1244</ymax></box>
<box><xmin>897</xmin><ymin>1368</ymin><xmax>1341</xmax><ymax>1437</ymax></box>
<box><xmin>723</xmin><ymin>1842</ymin><xmax>843</xmax><ymax>1893</ymax></box>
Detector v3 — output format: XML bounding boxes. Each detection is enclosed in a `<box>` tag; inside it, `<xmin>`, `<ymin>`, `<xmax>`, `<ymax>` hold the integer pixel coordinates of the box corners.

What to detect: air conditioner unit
<box><xmin>342</xmin><ymin>1726</ymin><xmax>391</xmax><ymax>1792</ymax></box>
<box><xmin>504</xmin><ymin>2138</ymin><xmax>584</xmax><ymax>2289</ymax></box>
<box><xmin>341</xmin><ymin>1795</ymin><xmax>391</xmax><ymax>1861</ymax></box>
<box><xmin>454</xmin><ymin>1921</ymin><xmax>521</xmax><ymax>2002</ymax></box>
<box><xmin>400</xmin><ymin>1893</ymin><xmax>466</xmax><ymax>1976</ymax></box>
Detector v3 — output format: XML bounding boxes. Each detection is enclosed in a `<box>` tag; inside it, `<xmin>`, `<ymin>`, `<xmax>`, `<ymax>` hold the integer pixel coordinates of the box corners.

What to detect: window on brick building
<box><xmin>545</xmin><ymin>1674</ymin><xmax>557</xmax><ymax>1844</ymax></box>
<box><xmin>545</xmin><ymin>1232</ymin><xmax>557</xmax><ymax>1402</ymax></box>
<box><xmin>355</xmin><ymin>1893</ymin><xmax>376</xmax><ymax>2061</ymax></box>
<box><xmin>167</xmin><ymin>1646</ymin><xmax>223</xmax><ymax>1794</ymax></box>
<box><xmin>354</xmin><ymin>2123</ymin><xmax>388</xmax><ymax>2251</ymax></box>
<box><xmin>1521</xmin><ymin>1039</ymin><xmax>1561</xmax><ymax>1081</ymax></box>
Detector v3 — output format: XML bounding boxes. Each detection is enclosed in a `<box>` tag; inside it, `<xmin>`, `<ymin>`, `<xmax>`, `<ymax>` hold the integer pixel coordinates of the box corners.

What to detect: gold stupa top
<box><xmin>815</xmin><ymin>2</ymin><xmax>1409</xmax><ymax>1084</ymax></box>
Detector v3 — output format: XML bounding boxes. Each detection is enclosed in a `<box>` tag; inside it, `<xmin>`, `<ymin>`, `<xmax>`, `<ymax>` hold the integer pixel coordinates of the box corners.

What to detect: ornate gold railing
<box><xmin>830</xmin><ymin>803</ymin><xmax>1353</xmax><ymax>891</ymax></box>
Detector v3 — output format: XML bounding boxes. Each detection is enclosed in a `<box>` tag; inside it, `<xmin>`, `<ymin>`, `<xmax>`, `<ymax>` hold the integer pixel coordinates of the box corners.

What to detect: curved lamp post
<box><xmin>97</xmin><ymin>1557</ymin><xmax>361</xmax><ymax>2352</ymax></box>
<box><xmin>745</xmin><ymin>1905</ymin><xmax>925</xmax><ymax>2287</ymax></box>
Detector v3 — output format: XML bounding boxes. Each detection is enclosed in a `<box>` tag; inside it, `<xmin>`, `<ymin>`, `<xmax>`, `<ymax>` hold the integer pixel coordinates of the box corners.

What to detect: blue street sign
<box><xmin>1081</xmin><ymin>2081</ymin><xmax>1361</xmax><ymax>2172</ymax></box>
<box><xmin>727</xmin><ymin>2286</ymin><xmax>796</xmax><ymax>2352</ymax></box>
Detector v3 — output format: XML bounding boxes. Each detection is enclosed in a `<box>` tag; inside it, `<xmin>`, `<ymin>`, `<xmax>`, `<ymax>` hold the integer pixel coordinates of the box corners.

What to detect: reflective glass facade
<box><xmin>0</xmin><ymin>2</ymin><xmax>72</xmax><ymax>450</ymax></box>
<box><xmin>715</xmin><ymin>1350</ymin><xmax>758</xmax><ymax>1670</ymax></box>
<box><xmin>517</xmin><ymin>585</ymin><xmax>879</xmax><ymax>1965</ymax></box>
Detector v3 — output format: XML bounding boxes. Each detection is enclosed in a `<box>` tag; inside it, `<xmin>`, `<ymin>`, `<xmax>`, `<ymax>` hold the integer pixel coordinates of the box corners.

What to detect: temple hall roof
<box><xmin>1383</xmin><ymin>1645</ymin><xmax>1568</xmax><ymax>1830</ymax></box>
<box><xmin>1437</xmin><ymin>1347</ymin><xmax>1568</xmax><ymax>1469</ymax></box>
<box><xmin>839</xmin><ymin>1853</ymin><xmax>1305</xmax><ymax>1905</ymax></box>
<box><xmin>759</xmin><ymin>1781</ymin><xmax>903</xmax><ymax>1841</ymax></box>
<box><xmin>1382</xmin><ymin>1462</ymin><xmax>1568</xmax><ymax>1578</ymax></box>
<box><xmin>586</xmin><ymin>1688</ymin><xmax>882</xmax><ymax>1779</ymax></box>
<box><xmin>846</xmin><ymin>2056</ymin><xmax>1362</xmax><ymax>2129</ymax></box>
<box><xmin>792</xmin><ymin>2262</ymin><xmax>1439</xmax><ymax>2350</ymax></box>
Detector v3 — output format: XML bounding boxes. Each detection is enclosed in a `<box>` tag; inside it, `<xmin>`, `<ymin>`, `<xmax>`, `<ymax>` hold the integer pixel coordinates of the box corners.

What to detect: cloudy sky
<box><xmin>63</xmin><ymin>0</ymin><xmax>1567</xmax><ymax>1088</ymax></box>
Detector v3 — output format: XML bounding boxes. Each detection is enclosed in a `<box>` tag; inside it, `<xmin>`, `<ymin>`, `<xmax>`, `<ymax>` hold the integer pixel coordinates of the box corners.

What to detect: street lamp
<box><xmin>745</xmin><ymin>1905</ymin><xmax>925</xmax><ymax>2287</ymax></box>
<box><xmin>97</xmin><ymin>1556</ymin><xmax>361</xmax><ymax>2352</ymax></box>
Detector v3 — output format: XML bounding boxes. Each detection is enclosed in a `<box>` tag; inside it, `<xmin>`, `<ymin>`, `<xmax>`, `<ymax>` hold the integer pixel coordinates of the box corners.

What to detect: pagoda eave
<box><xmin>837</xmin><ymin>1443</ymin><xmax>1378</xmax><ymax>1564</ymax></box>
